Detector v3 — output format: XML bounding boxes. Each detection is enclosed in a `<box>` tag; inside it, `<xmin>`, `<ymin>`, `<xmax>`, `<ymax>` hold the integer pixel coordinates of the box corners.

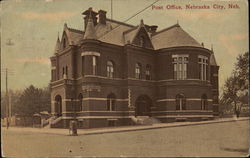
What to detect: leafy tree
<box><xmin>16</xmin><ymin>85</ymin><xmax>51</xmax><ymax>115</ymax></box>
<box><xmin>221</xmin><ymin>52</ymin><xmax>249</xmax><ymax>116</ymax></box>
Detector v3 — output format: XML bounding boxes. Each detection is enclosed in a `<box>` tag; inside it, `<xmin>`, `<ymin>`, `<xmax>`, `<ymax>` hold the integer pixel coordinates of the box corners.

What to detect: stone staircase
<box><xmin>44</xmin><ymin>116</ymin><xmax>62</xmax><ymax>128</ymax></box>
<box><xmin>131</xmin><ymin>116</ymin><xmax>161</xmax><ymax>125</ymax></box>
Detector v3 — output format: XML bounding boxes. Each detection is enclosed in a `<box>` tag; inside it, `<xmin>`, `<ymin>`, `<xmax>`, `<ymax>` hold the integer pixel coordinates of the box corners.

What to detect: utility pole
<box><xmin>5</xmin><ymin>68</ymin><xmax>9</xmax><ymax>129</ymax></box>
<box><xmin>111</xmin><ymin>0</ymin><xmax>113</xmax><ymax>20</ymax></box>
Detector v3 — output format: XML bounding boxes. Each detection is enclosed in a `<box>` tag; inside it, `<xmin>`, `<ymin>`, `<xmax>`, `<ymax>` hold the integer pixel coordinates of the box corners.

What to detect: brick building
<box><xmin>50</xmin><ymin>8</ymin><xmax>219</xmax><ymax>128</ymax></box>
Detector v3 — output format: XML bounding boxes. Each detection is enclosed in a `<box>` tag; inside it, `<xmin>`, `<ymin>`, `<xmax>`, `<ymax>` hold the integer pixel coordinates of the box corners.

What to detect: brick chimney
<box><xmin>82</xmin><ymin>7</ymin><xmax>98</xmax><ymax>30</ymax></box>
<box><xmin>98</xmin><ymin>10</ymin><xmax>107</xmax><ymax>25</ymax></box>
<box><xmin>150</xmin><ymin>25</ymin><xmax>158</xmax><ymax>33</ymax></box>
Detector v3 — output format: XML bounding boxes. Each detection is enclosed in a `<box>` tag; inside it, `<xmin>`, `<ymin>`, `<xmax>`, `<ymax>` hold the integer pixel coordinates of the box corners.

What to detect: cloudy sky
<box><xmin>1</xmin><ymin>0</ymin><xmax>248</xmax><ymax>95</ymax></box>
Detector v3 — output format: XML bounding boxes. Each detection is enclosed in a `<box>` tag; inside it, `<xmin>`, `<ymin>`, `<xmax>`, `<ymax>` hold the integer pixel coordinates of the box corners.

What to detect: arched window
<box><xmin>139</xmin><ymin>36</ymin><xmax>146</xmax><ymax>47</ymax></box>
<box><xmin>78</xmin><ymin>94</ymin><xmax>83</xmax><ymax>112</ymax></box>
<box><xmin>146</xmin><ymin>64</ymin><xmax>151</xmax><ymax>80</ymax></box>
<box><xmin>107</xmin><ymin>93</ymin><xmax>116</xmax><ymax>111</ymax></box>
<box><xmin>107</xmin><ymin>61</ymin><xmax>114</xmax><ymax>78</ymax></box>
<box><xmin>201</xmin><ymin>94</ymin><xmax>207</xmax><ymax>110</ymax></box>
<box><xmin>135</xmin><ymin>63</ymin><xmax>142</xmax><ymax>79</ymax></box>
<box><xmin>176</xmin><ymin>94</ymin><xmax>186</xmax><ymax>110</ymax></box>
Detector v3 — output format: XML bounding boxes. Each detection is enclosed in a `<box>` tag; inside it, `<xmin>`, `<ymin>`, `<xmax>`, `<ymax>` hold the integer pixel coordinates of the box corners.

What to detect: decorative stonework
<box><xmin>82</xmin><ymin>85</ymin><xmax>101</xmax><ymax>92</ymax></box>
<box><xmin>81</xmin><ymin>51</ymin><xmax>100</xmax><ymax>56</ymax></box>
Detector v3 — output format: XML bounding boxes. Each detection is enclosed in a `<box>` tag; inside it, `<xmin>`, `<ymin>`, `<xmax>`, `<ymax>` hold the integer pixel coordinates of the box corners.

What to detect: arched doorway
<box><xmin>135</xmin><ymin>95</ymin><xmax>152</xmax><ymax>116</ymax></box>
<box><xmin>55</xmin><ymin>95</ymin><xmax>62</xmax><ymax>117</ymax></box>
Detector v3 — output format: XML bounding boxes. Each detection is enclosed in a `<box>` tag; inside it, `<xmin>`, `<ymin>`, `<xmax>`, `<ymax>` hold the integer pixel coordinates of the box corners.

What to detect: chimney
<box><xmin>150</xmin><ymin>25</ymin><xmax>158</xmax><ymax>33</ymax></box>
<box><xmin>98</xmin><ymin>10</ymin><xmax>107</xmax><ymax>25</ymax></box>
<box><xmin>144</xmin><ymin>25</ymin><xmax>150</xmax><ymax>32</ymax></box>
<box><xmin>82</xmin><ymin>7</ymin><xmax>98</xmax><ymax>30</ymax></box>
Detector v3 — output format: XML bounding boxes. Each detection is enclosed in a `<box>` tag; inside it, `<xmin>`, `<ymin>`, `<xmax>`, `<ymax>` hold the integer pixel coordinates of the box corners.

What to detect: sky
<box><xmin>0</xmin><ymin>0</ymin><xmax>249</xmax><ymax>95</ymax></box>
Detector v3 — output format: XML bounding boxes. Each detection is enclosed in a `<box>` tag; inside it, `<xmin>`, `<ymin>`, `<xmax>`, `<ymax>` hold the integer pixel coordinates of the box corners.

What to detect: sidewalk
<box><xmin>2</xmin><ymin>117</ymin><xmax>249</xmax><ymax>136</ymax></box>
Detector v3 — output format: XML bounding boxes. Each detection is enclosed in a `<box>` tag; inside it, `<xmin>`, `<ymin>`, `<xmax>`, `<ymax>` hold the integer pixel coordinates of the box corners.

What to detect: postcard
<box><xmin>1</xmin><ymin>0</ymin><xmax>249</xmax><ymax>157</ymax></box>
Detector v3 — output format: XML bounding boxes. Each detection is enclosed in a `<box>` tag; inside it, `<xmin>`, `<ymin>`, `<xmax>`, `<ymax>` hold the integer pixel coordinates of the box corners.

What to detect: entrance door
<box><xmin>135</xmin><ymin>95</ymin><xmax>152</xmax><ymax>116</ymax></box>
<box><xmin>55</xmin><ymin>95</ymin><xmax>62</xmax><ymax>117</ymax></box>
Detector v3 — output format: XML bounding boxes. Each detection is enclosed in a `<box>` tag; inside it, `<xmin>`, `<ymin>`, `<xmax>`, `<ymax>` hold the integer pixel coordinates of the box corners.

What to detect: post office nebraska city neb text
<box><xmin>50</xmin><ymin>7</ymin><xmax>219</xmax><ymax>129</ymax></box>
<box><xmin>152</xmin><ymin>3</ymin><xmax>240</xmax><ymax>10</ymax></box>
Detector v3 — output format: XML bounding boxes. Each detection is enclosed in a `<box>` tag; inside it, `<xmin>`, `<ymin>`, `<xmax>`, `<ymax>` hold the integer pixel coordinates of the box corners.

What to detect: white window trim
<box><xmin>198</xmin><ymin>55</ymin><xmax>208</xmax><ymax>81</ymax></box>
<box><xmin>172</xmin><ymin>54</ymin><xmax>189</xmax><ymax>80</ymax></box>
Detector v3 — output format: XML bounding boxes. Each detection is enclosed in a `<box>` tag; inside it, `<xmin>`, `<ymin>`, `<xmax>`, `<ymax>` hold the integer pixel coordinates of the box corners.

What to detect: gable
<box><xmin>61</xmin><ymin>31</ymin><xmax>69</xmax><ymax>50</ymax></box>
<box><xmin>132</xmin><ymin>27</ymin><xmax>154</xmax><ymax>49</ymax></box>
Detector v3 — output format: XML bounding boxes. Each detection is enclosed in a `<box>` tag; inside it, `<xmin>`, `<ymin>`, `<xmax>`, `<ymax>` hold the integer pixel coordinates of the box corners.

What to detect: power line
<box><xmin>98</xmin><ymin>0</ymin><xmax>160</xmax><ymax>39</ymax></box>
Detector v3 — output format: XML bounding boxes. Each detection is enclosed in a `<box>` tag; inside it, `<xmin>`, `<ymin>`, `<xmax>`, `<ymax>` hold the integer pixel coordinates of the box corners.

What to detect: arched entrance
<box><xmin>55</xmin><ymin>95</ymin><xmax>62</xmax><ymax>117</ymax></box>
<box><xmin>135</xmin><ymin>95</ymin><xmax>152</xmax><ymax>116</ymax></box>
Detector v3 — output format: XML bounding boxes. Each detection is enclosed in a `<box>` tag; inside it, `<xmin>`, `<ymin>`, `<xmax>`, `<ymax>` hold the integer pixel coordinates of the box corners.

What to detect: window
<box><xmin>201</xmin><ymin>94</ymin><xmax>207</xmax><ymax>110</ymax></box>
<box><xmin>78</xmin><ymin>94</ymin><xmax>83</xmax><ymax>112</ymax></box>
<box><xmin>93</xmin><ymin>56</ymin><xmax>97</xmax><ymax>75</ymax></box>
<box><xmin>82</xmin><ymin>56</ymin><xmax>85</xmax><ymax>75</ymax></box>
<box><xmin>62</xmin><ymin>67</ymin><xmax>65</xmax><ymax>77</ymax></box>
<box><xmin>135</xmin><ymin>63</ymin><xmax>142</xmax><ymax>79</ymax></box>
<box><xmin>176</xmin><ymin>94</ymin><xmax>186</xmax><ymax>110</ymax></box>
<box><xmin>146</xmin><ymin>64</ymin><xmax>151</xmax><ymax>80</ymax></box>
<box><xmin>65</xmin><ymin>66</ymin><xmax>68</xmax><ymax>76</ymax></box>
<box><xmin>107</xmin><ymin>61</ymin><xmax>114</xmax><ymax>78</ymax></box>
<box><xmin>139</xmin><ymin>36</ymin><xmax>146</xmax><ymax>47</ymax></box>
<box><xmin>51</xmin><ymin>69</ymin><xmax>56</xmax><ymax>81</ymax></box>
<box><xmin>63</xmin><ymin>38</ymin><xmax>66</xmax><ymax>49</ymax></box>
<box><xmin>172</xmin><ymin>55</ymin><xmax>188</xmax><ymax>80</ymax></box>
<box><xmin>107</xmin><ymin>93</ymin><xmax>116</xmax><ymax>111</ymax></box>
<box><xmin>198</xmin><ymin>55</ymin><xmax>208</xmax><ymax>80</ymax></box>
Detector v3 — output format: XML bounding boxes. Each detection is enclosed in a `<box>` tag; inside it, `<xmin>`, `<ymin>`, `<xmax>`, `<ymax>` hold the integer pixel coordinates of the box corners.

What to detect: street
<box><xmin>2</xmin><ymin>120</ymin><xmax>249</xmax><ymax>157</ymax></box>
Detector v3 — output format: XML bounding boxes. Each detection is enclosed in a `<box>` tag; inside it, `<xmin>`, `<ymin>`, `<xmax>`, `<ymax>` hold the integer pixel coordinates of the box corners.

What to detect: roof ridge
<box><xmin>106</xmin><ymin>18</ymin><xmax>135</xmax><ymax>28</ymax></box>
<box><xmin>123</xmin><ymin>25</ymin><xmax>139</xmax><ymax>34</ymax></box>
<box><xmin>153</xmin><ymin>23</ymin><xmax>180</xmax><ymax>36</ymax></box>
<box><xmin>68</xmin><ymin>27</ymin><xmax>84</xmax><ymax>34</ymax></box>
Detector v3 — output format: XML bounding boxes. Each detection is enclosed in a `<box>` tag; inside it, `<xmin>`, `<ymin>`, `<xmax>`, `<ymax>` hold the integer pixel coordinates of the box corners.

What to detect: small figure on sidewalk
<box><xmin>69</xmin><ymin>120</ymin><xmax>78</xmax><ymax>136</ymax></box>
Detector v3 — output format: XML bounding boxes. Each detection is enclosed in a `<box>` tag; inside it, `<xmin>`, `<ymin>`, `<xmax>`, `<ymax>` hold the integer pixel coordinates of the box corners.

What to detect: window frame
<box><xmin>107</xmin><ymin>94</ymin><xmax>116</xmax><ymax>111</ymax></box>
<box><xmin>92</xmin><ymin>56</ymin><xmax>97</xmax><ymax>75</ymax></box>
<box><xmin>176</xmin><ymin>94</ymin><xmax>186</xmax><ymax>111</ymax></box>
<box><xmin>146</xmin><ymin>64</ymin><xmax>151</xmax><ymax>80</ymax></box>
<box><xmin>107</xmin><ymin>60</ymin><xmax>114</xmax><ymax>78</ymax></box>
<box><xmin>172</xmin><ymin>55</ymin><xmax>189</xmax><ymax>80</ymax></box>
<box><xmin>135</xmin><ymin>63</ymin><xmax>142</xmax><ymax>79</ymax></box>
<box><xmin>198</xmin><ymin>55</ymin><xmax>208</xmax><ymax>81</ymax></box>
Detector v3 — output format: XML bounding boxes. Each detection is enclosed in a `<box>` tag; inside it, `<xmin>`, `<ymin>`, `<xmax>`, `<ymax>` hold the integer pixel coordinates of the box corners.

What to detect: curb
<box><xmin>3</xmin><ymin>118</ymin><xmax>249</xmax><ymax>136</ymax></box>
<box><xmin>82</xmin><ymin>118</ymin><xmax>249</xmax><ymax>135</ymax></box>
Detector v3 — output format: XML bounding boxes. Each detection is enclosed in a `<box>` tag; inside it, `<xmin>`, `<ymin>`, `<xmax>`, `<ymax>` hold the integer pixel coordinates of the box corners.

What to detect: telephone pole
<box><xmin>111</xmin><ymin>0</ymin><xmax>113</xmax><ymax>20</ymax></box>
<box><xmin>5</xmin><ymin>68</ymin><xmax>9</xmax><ymax>129</ymax></box>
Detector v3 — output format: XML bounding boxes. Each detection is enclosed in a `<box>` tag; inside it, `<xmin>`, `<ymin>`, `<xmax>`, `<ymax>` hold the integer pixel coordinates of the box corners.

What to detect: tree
<box><xmin>15</xmin><ymin>85</ymin><xmax>51</xmax><ymax>115</ymax></box>
<box><xmin>221</xmin><ymin>52</ymin><xmax>249</xmax><ymax>116</ymax></box>
<box><xmin>1</xmin><ymin>90</ymin><xmax>22</xmax><ymax>118</ymax></box>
